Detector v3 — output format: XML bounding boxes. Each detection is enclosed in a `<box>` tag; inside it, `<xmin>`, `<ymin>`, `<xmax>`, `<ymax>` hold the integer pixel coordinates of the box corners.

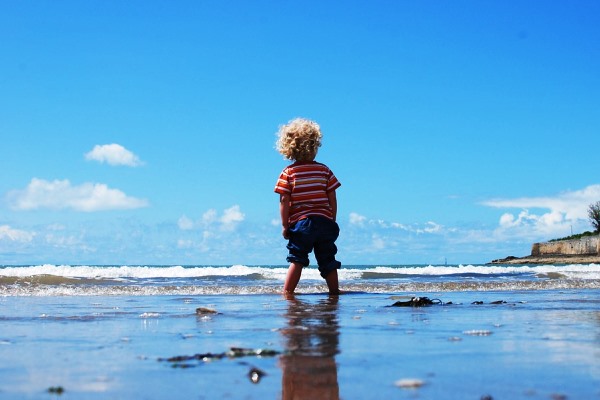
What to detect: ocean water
<box><xmin>1</xmin><ymin>263</ymin><xmax>600</xmax><ymax>398</ymax></box>
<box><xmin>1</xmin><ymin>263</ymin><xmax>599</xmax><ymax>296</ymax></box>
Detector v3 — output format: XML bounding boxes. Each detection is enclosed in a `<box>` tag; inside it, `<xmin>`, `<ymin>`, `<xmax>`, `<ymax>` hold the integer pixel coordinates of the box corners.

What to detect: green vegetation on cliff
<box><xmin>548</xmin><ymin>231</ymin><xmax>599</xmax><ymax>242</ymax></box>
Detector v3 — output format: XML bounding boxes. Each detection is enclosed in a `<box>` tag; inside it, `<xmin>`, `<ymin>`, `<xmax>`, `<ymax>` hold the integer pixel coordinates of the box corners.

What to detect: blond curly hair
<box><xmin>275</xmin><ymin>118</ymin><xmax>322</xmax><ymax>162</ymax></box>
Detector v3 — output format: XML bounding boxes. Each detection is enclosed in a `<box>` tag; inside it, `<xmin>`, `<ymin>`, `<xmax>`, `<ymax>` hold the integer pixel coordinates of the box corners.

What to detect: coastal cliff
<box><xmin>490</xmin><ymin>234</ymin><xmax>600</xmax><ymax>264</ymax></box>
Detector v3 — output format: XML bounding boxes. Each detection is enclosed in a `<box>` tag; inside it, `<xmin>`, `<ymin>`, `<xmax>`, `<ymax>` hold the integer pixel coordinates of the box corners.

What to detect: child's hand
<box><xmin>282</xmin><ymin>227</ymin><xmax>289</xmax><ymax>239</ymax></box>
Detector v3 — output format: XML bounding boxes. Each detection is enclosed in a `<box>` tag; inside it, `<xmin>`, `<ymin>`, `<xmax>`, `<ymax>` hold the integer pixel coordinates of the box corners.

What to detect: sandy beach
<box><xmin>1</xmin><ymin>289</ymin><xmax>599</xmax><ymax>399</ymax></box>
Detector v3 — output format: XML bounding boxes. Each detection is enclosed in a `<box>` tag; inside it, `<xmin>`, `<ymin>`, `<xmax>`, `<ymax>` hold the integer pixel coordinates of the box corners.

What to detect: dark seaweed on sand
<box><xmin>159</xmin><ymin>347</ymin><xmax>281</xmax><ymax>367</ymax></box>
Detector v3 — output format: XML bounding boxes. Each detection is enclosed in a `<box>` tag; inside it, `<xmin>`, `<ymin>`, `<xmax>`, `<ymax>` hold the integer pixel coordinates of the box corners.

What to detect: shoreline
<box><xmin>489</xmin><ymin>254</ymin><xmax>600</xmax><ymax>264</ymax></box>
<box><xmin>1</xmin><ymin>290</ymin><xmax>599</xmax><ymax>399</ymax></box>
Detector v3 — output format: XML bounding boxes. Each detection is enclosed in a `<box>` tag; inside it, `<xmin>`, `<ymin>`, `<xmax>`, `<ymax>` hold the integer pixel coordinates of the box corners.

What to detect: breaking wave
<box><xmin>1</xmin><ymin>263</ymin><xmax>599</xmax><ymax>296</ymax></box>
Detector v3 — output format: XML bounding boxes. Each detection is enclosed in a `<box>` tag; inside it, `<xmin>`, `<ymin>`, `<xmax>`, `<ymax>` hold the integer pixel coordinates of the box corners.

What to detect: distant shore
<box><xmin>490</xmin><ymin>254</ymin><xmax>600</xmax><ymax>264</ymax></box>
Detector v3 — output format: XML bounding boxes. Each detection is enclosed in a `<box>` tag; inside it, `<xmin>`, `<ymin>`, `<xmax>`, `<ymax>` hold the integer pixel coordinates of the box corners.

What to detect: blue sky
<box><xmin>1</xmin><ymin>1</ymin><xmax>599</xmax><ymax>265</ymax></box>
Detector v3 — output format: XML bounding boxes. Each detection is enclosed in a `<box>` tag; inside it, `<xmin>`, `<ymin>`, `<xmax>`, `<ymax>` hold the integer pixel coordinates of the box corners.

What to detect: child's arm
<box><xmin>279</xmin><ymin>194</ymin><xmax>291</xmax><ymax>239</ymax></box>
<box><xmin>328</xmin><ymin>190</ymin><xmax>337</xmax><ymax>222</ymax></box>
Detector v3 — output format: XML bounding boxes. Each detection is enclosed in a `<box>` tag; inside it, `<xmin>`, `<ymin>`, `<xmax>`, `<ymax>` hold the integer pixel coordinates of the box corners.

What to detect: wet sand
<box><xmin>0</xmin><ymin>290</ymin><xmax>599</xmax><ymax>399</ymax></box>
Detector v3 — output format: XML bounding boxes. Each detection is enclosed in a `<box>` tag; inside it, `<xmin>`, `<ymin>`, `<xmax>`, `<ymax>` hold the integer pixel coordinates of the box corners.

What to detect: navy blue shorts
<box><xmin>286</xmin><ymin>216</ymin><xmax>341</xmax><ymax>278</ymax></box>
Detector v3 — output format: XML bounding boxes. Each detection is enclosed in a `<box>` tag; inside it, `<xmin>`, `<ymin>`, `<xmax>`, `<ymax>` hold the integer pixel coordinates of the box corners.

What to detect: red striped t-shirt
<box><xmin>274</xmin><ymin>161</ymin><xmax>341</xmax><ymax>225</ymax></box>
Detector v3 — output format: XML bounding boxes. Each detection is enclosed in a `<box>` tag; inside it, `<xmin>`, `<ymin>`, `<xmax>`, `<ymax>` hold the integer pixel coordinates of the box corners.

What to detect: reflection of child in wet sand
<box><xmin>280</xmin><ymin>294</ymin><xmax>340</xmax><ymax>400</ymax></box>
<box><xmin>274</xmin><ymin>118</ymin><xmax>342</xmax><ymax>294</ymax></box>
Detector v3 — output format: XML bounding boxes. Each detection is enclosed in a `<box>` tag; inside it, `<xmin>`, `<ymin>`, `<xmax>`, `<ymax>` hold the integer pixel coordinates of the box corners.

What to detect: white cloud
<box><xmin>178</xmin><ymin>215</ymin><xmax>195</xmax><ymax>230</ymax></box>
<box><xmin>85</xmin><ymin>144</ymin><xmax>143</xmax><ymax>167</ymax></box>
<box><xmin>339</xmin><ymin>186</ymin><xmax>599</xmax><ymax>263</ymax></box>
<box><xmin>349</xmin><ymin>212</ymin><xmax>367</xmax><ymax>226</ymax></box>
<box><xmin>0</xmin><ymin>225</ymin><xmax>35</xmax><ymax>242</ymax></box>
<box><xmin>390</xmin><ymin>222</ymin><xmax>410</xmax><ymax>230</ymax></box>
<box><xmin>483</xmin><ymin>184</ymin><xmax>600</xmax><ymax>237</ymax></box>
<box><xmin>202</xmin><ymin>209</ymin><xmax>218</xmax><ymax>224</ymax></box>
<box><xmin>419</xmin><ymin>221</ymin><xmax>443</xmax><ymax>234</ymax></box>
<box><xmin>483</xmin><ymin>184</ymin><xmax>600</xmax><ymax>220</ymax></box>
<box><xmin>348</xmin><ymin>212</ymin><xmax>445</xmax><ymax>235</ymax></box>
<box><xmin>177</xmin><ymin>205</ymin><xmax>245</xmax><ymax>232</ymax></box>
<box><xmin>220</xmin><ymin>205</ymin><xmax>245</xmax><ymax>227</ymax></box>
<box><xmin>173</xmin><ymin>206</ymin><xmax>246</xmax><ymax>257</ymax></box>
<box><xmin>7</xmin><ymin>178</ymin><xmax>149</xmax><ymax>212</ymax></box>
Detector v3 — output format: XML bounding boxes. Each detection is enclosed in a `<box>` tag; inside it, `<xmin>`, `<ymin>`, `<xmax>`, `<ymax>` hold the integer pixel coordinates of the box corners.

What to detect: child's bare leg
<box><xmin>325</xmin><ymin>269</ymin><xmax>340</xmax><ymax>295</ymax></box>
<box><xmin>283</xmin><ymin>262</ymin><xmax>303</xmax><ymax>293</ymax></box>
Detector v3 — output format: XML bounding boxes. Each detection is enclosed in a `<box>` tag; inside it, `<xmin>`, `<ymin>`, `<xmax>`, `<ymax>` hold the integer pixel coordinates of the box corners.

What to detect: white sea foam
<box><xmin>0</xmin><ymin>264</ymin><xmax>281</xmax><ymax>279</ymax></box>
<box><xmin>359</xmin><ymin>264</ymin><xmax>600</xmax><ymax>277</ymax></box>
<box><xmin>2</xmin><ymin>279</ymin><xmax>600</xmax><ymax>297</ymax></box>
<box><xmin>1</xmin><ymin>263</ymin><xmax>599</xmax><ymax>280</ymax></box>
<box><xmin>2</xmin><ymin>263</ymin><xmax>600</xmax><ymax>297</ymax></box>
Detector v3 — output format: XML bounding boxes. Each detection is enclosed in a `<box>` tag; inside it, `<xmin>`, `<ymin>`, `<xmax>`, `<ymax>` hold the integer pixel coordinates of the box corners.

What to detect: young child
<box><xmin>274</xmin><ymin>118</ymin><xmax>342</xmax><ymax>295</ymax></box>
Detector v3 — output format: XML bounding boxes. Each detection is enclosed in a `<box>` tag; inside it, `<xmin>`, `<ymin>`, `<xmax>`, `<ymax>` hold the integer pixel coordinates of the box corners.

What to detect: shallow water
<box><xmin>1</xmin><ymin>289</ymin><xmax>599</xmax><ymax>399</ymax></box>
